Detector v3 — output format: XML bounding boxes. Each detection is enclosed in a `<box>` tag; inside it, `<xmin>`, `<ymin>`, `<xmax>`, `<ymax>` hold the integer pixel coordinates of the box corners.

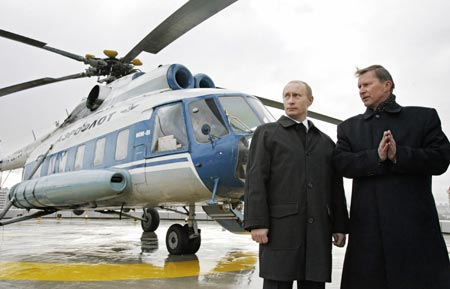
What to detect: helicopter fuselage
<box><xmin>6</xmin><ymin>68</ymin><xmax>274</xmax><ymax>212</ymax></box>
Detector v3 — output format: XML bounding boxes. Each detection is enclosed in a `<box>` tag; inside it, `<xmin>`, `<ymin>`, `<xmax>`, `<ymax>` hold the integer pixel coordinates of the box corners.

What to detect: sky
<box><xmin>0</xmin><ymin>0</ymin><xmax>449</xmax><ymax>203</ymax></box>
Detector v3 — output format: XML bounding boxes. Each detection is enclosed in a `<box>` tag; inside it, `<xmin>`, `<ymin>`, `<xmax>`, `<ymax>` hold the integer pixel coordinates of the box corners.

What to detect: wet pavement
<box><xmin>0</xmin><ymin>218</ymin><xmax>449</xmax><ymax>289</ymax></box>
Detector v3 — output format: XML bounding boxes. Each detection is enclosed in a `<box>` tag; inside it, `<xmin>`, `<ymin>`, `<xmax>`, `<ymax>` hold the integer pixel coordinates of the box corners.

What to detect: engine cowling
<box><xmin>125</xmin><ymin>63</ymin><xmax>195</xmax><ymax>94</ymax></box>
<box><xmin>194</xmin><ymin>73</ymin><xmax>215</xmax><ymax>88</ymax></box>
<box><xmin>86</xmin><ymin>85</ymin><xmax>112</xmax><ymax>111</ymax></box>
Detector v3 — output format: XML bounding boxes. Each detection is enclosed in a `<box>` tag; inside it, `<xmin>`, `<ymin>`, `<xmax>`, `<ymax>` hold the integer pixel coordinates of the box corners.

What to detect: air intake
<box><xmin>194</xmin><ymin>73</ymin><xmax>215</xmax><ymax>88</ymax></box>
<box><xmin>166</xmin><ymin>64</ymin><xmax>194</xmax><ymax>90</ymax></box>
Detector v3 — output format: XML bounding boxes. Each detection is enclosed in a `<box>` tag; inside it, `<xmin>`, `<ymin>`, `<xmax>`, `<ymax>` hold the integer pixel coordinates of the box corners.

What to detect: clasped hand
<box><xmin>378</xmin><ymin>130</ymin><xmax>397</xmax><ymax>162</ymax></box>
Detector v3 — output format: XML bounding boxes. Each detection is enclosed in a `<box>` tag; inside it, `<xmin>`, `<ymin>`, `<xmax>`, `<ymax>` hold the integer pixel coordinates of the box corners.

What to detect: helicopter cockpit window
<box><xmin>218</xmin><ymin>96</ymin><xmax>268</xmax><ymax>132</ymax></box>
<box><xmin>151</xmin><ymin>103</ymin><xmax>187</xmax><ymax>153</ymax></box>
<box><xmin>247</xmin><ymin>97</ymin><xmax>276</xmax><ymax>123</ymax></box>
<box><xmin>189</xmin><ymin>98</ymin><xmax>229</xmax><ymax>143</ymax></box>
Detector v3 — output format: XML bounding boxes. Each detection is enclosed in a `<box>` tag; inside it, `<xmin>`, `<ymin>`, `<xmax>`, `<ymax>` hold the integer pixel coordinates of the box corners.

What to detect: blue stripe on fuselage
<box><xmin>123</xmin><ymin>157</ymin><xmax>189</xmax><ymax>170</ymax></box>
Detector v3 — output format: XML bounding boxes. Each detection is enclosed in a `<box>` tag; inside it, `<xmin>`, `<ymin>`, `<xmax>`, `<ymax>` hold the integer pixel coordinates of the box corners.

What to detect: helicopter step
<box><xmin>202</xmin><ymin>203</ymin><xmax>246</xmax><ymax>233</ymax></box>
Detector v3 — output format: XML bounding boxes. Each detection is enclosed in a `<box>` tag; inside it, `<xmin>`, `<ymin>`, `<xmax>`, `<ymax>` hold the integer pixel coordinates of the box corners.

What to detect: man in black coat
<box><xmin>333</xmin><ymin>65</ymin><xmax>450</xmax><ymax>289</ymax></box>
<box><xmin>244</xmin><ymin>80</ymin><xmax>349</xmax><ymax>289</ymax></box>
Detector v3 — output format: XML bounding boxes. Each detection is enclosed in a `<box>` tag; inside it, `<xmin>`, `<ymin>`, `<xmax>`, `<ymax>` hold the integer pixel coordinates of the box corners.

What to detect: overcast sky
<box><xmin>0</xmin><ymin>0</ymin><xmax>449</xmax><ymax>203</ymax></box>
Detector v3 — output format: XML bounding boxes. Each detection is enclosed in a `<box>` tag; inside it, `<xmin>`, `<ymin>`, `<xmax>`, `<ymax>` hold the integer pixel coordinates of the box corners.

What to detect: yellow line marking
<box><xmin>0</xmin><ymin>252</ymin><xmax>257</xmax><ymax>281</ymax></box>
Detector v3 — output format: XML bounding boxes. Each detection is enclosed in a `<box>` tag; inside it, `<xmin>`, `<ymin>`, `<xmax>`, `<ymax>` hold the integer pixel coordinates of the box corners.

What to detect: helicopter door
<box><xmin>150</xmin><ymin>103</ymin><xmax>188</xmax><ymax>153</ymax></box>
<box><xmin>142</xmin><ymin>102</ymin><xmax>210</xmax><ymax>202</ymax></box>
<box><xmin>187</xmin><ymin>97</ymin><xmax>230</xmax><ymax>190</ymax></box>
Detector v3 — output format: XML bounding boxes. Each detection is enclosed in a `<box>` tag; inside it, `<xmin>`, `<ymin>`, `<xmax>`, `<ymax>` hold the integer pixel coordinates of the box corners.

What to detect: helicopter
<box><xmin>0</xmin><ymin>0</ymin><xmax>341</xmax><ymax>255</ymax></box>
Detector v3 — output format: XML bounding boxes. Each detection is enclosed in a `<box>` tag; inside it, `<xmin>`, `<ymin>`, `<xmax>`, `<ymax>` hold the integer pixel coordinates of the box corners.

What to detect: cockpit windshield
<box><xmin>218</xmin><ymin>95</ymin><xmax>275</xmax><ymax>133</ymax></box>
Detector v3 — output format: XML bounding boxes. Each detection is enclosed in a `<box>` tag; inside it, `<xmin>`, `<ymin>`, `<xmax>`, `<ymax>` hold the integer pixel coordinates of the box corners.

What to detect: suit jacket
<box><xmin>333</xmin><ymin>100</ymin><xmax>450</xmax><ymax>289</ymax></box>
<box><xmin>244</xmin><ymin>116</ymin><xmax>349</xmax><ymax>282</ymax></box>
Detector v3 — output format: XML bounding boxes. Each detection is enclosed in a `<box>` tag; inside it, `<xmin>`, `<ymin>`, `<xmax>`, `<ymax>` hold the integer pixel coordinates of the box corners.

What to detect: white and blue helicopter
<box><xmin>0</xmin><ymin>0</ymin><xmax>340</xmax><ymax>255</ymax></box>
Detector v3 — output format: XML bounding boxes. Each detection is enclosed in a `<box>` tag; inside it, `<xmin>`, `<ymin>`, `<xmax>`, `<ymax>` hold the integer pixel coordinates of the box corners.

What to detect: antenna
<box><xmin>32</xmin><ymin>130</ymin><xmax>37</xmax><ymax>141</ymax></box>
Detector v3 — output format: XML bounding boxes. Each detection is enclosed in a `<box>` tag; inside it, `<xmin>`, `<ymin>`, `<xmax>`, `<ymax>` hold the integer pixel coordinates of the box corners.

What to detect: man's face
<box><xmin>358</xmin><ymin>71</ymin><xmax>392</xmax><ymax>109</ymax></box>
<box><xmin>283</xmin><ymin>82</ymin><xmax>313</xmax><ymax>121</ymax></box>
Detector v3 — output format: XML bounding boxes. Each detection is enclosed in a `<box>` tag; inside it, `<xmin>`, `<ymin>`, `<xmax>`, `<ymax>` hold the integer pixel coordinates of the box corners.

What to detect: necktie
<box><xmin>297</xmin><ymin>123</ymin><xmax>306</xmax><ymax>147</ymax></box>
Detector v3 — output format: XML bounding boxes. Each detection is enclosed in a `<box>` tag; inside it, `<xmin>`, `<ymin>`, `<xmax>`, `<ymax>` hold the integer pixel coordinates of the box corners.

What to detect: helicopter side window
<box><xmin>94</xmin><ymin>138</ymin><xmax>106</xmax><ymax>166</ymax></box>
<box><xmin>115</xmin><ymin>129</ymin><xmax>129</xmax><ymax>161</ymax></box>
<box><xmin>151</xmin><ymin>103</ymin><xmax>187</xmax><ymax>153</ymax></box>
<box><xmin>47</xmin><ymin>155</ymin><xmax>56</xmax><ymax>175</ymax></box>
<box><xmin>189</xmin><ymin>98</ymin><xmax>229</xmax><ymax>143</ymax></box>
<box><xmin>74</xmin><ymin>145</ymin><xmax>85</xmax><ymax>171</ymax></box>
<box><xmin>57</xmin><ymin>151</ymin><xmax>68</xmax><ymax>173</ymax></box>
<box><xmin>32</xmin><ymin>164</ymin><xmax>42</xmax><ymax>179</ymax></box>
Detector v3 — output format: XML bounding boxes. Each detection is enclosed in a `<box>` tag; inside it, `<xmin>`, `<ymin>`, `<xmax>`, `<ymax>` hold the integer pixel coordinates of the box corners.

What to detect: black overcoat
<box><xmin>244</xmin><ymin>116</ymin><xmax>349</xmax><ymax>282</ymax></box>
<box><xmin>333</xmin><ymin>101</ymin><xmax>450</xmax><ymax>289</ymax></box>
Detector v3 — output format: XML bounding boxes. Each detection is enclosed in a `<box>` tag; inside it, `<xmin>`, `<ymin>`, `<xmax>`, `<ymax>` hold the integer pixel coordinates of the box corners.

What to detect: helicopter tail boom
<box><xmin>0</xmin><ymin>132</ymin><xmax>52</xmax><ymax>172</ymax></box>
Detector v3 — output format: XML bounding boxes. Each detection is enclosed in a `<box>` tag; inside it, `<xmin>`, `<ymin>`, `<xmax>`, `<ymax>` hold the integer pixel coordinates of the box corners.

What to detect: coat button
<box><xmin>375</xmin><ymin>114</ymin><xmax>380</xmax><ymax>119</ymax></box>
<box><xmin>308</xmin><ymin>217</ymin><xmax>314</xmax><ymax>224</ymax></box>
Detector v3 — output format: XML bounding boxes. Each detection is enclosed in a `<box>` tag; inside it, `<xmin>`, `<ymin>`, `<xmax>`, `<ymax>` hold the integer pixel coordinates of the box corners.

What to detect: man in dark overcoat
<box><xmin>244</xmin><ymin>80</ymin><xmax>349</xmax><ymax>289</ymax></box>
<box><xmin>333</xmin><ymin>64</ymin><xmax>450</xmax><ymax>289</ymax></box>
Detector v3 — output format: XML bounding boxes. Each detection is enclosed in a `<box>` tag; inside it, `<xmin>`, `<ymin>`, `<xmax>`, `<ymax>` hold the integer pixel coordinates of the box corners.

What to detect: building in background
<box><xmin>0</xmin><ymin>187</ymin><xmax>6</xmax><ymax>210</ymax></box>
<box><xmin>448</xmin><ymin>187</ymin><xmax>450</xmax><ymax>205</ymax></box>
<box><xmin>437</xmin><ymin>187</ymin><xmax>450</xmax><ymax>221</ymax></box>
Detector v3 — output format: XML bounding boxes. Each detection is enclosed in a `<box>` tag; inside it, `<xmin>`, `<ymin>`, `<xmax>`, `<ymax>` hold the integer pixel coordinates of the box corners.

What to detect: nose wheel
<box><xmin>141</xmin><ymin>208</ymin><xmax>160</xmax><ymax>232</ymax></box>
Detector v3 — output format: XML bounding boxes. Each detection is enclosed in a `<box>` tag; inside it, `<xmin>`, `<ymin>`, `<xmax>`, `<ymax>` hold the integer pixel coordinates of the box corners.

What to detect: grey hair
<box><xmin>355</xmin><ymin>65</ymin><xmax>395</xmax><ymax>92</ymax></box>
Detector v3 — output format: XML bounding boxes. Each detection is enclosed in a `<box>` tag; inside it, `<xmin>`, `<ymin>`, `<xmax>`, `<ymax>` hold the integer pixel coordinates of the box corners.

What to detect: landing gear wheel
<box><xmin>166</xmin><ymin>224</ymin><xmax>188</xmax><ymax>254</ymax></box>
<box><xmin>165</xmin><ymin>224</ymin><xmax>202</xmax><ymax>255</ymax></box>
<box><xmin>141</xmin><ymin>208</ymin><xmax>160</xmax><ymax>232</ymax></box>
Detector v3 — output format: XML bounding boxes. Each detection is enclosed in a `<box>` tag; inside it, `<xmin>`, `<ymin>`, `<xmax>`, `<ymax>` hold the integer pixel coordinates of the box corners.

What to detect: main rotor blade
<box><xmin>257</xmin><ymin>96</ymin><xmax>342</xmax><ymax>125</ymax></box>
<box><xmin>0</xmin><ymin>29</ymin><xmax>87</xmax><ymax>63</ymax></box>
<box><xmin>122</xmin><ymin>0</ymin><xmax>238</xmax><ymax>63</ymax></box>
<box><xmin>0</xmin><ymin>73</ymin><xmax>87</xmax><ymax>97</ymax></box>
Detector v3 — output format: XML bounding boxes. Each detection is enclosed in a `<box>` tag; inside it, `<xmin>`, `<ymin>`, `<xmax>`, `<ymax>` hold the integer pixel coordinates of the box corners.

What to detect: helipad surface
<box><xmin>0</xmin><ymin>218</ymin><xmax>448</xmax><ymax>289</ymax></box>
